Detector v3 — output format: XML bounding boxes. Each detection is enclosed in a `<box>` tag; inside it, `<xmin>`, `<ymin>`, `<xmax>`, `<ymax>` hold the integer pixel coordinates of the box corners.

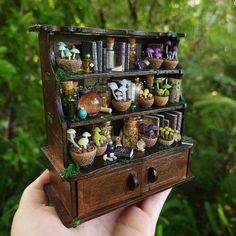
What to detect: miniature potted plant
<box><xmin>68</xmin><ymin>130</ymin><xmax>97</xmax><ymax>167</ymax></box>
<box><xmin>158</xmin><ymin>126</ymin><xmax>175</xmax><ymax>146</ymax></box>
<box><xmin>108</xmin><ymin>81</ymin><xmax>131</xmax><ymax>112</ymax></box>
<box><xmin>138</xmin><ymin>123</ymin><xmax>158</xmax><ymax>148</ymax></box>
<box><xmin>154</xmin><ymin>78</ymin><xmax>172</xmax><ymax>106</ymax></box>
<box><xmin>56</xmin><ymin>42</ymin><xmax>82</xmax><ymax>73</ymax></box>
<box><xmin>137</xmin><ymin>88</ymin><xmax>154</xmax><ymax>109</ymax></box>
<box><xmin>163</xmin><ymin>41</ymin><xmax>178</xmax><ymax>69</ymax></box>
<box><xmin>92</xmin><ymin>127</ymin><xmax>108</xmax><ymax>157</ymax></box>
<box><xmin>146</xmin><ymin>47</ymin><xmax>163</xmax><ymax>69</ymax></box>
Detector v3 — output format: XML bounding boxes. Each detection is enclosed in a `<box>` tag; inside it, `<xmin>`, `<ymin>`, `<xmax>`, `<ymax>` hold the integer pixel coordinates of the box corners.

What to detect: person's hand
<box><xmin>11</xmin><ymin>169</ymin><xmax>171</xmax><ymax>236</ymax></box>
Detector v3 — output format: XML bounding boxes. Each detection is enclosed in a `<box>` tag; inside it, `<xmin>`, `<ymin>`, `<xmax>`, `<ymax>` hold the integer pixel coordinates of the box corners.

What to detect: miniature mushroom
<box><xmin>172</xmin><ymin>46</ymin><xmax>178</xmax><ymax>60</ymax></box>
<box><xmin>146</xmin><ymin>48</ymin><xmax>154</xmax><ymax>58</ymax></box>
<box><xmin>115</xmin><ymin>90</ymin><xmax>123</xmax><ymax>101</ymax></box>
<box><xmin>118</xmin><ymin>85</ymin><xmax>128</xmax><ymax>101</ymax></box>
<box><xmin>57</xmin><ymin>41</ymin><xmax>66</xmax><ymax>47</ymax></box>
<box><xmin>70</xmin><ymin>46</ymin><xmax>80</xmax><ymax>60</ymax></box>
<box><xmin>108</xmin><ymin>82</ymin><xmax>119</xmax><ymax>100</ymax></box>
<box><xmin>82</xmin><ymin>132</ymin><xmax>91</xmax><ymax>138</ymax></box>
<box><xmin>67</xmin><ymin>129</ymin><xmax>80</xmax><ymax>148</ymax></box>
<box><xmin>166</xmin><ymin>40</ymin><xmax>171</xmax><ymax>57</ymax></box>
<box><xmin>58</xmin><ymin>44</ymin><xmax>66</xmax><ymax>58</ymax></box>
<box><xmin>78</xmin><ymin>137</ymin><xmax>89</xmax><ymax>149</ymax></box>
<box><xmin>64</xmin><ymin>48</ymin><xmax>72</xmax><ymax>60</ymax></box>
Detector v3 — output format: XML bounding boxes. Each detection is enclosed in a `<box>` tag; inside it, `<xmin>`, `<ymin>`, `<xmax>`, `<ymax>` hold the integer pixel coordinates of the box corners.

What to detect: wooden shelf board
<box><xmin>68</xmin><ymin>103</ymin><xmax>184</xmax><ymax>128</ymax></box>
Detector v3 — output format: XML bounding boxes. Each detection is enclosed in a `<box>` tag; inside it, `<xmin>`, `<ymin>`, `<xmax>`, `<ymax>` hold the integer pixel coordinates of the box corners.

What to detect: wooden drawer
<box><xmin>142</xmin><ymin>148</ymin><xmax>190</xmax><ymax>192</ymax></box>
<box><xmin>77</xmin><ymin>163</ymin><xmax>142</xmax><ymax>217</ymax></box>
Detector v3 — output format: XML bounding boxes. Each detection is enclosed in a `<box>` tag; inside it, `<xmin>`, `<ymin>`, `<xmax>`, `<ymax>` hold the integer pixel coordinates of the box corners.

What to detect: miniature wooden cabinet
<box><xmin>30</xmin><ymin>25</ymin><xmax>194</xmax><ymax>227</ymax></box>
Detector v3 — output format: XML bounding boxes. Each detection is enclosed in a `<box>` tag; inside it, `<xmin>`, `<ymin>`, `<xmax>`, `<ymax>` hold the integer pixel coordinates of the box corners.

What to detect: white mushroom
<box><xmin>78</xmin><ymin>137</ymin><xmax>89</xmax><ymax>149</ymax></box>
<box><xmin>108</xmin><ymin>82</ymin><xmax>119</xmax><ymax>100</ymax></box>
<box><xmin>67</xmin><ymin>129</ymin><xmax>79</xmax><ymax>148</ymax></box>
<box><xmin>118</xmin><ymin>85</ymin><xmax>128</xmax><ymax>101</ymax></box>
<box><xmin>58</xmin><ymin>44</ymin><xmax>66</xmax><ymax>58</ymax></box>
<box><xmin>115</xmin><ymin>91</ymin><xmax>123</xmax><ymax>101</ymax></box>
<box><xmin>70</xmin><ymin>47</ymin><xmax>80</xmax><ymax>60</ymax></box>
<box><xmin>64</xmin><ymin>48</ymin><xmax>72</xmax><ymax>60</ymax></box>
<box><xmin>82</xmin><ymin>132</ymin><xmax>91</xmax><ymax>138</ymax></box>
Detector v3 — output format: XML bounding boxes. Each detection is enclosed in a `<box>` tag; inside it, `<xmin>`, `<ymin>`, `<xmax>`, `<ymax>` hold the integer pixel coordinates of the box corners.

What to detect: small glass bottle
<box><xmin>129</xmin><ymin>37</ymin><xmax>136</xmax><ymax>70</ymax></box>
<box><xmin>106</xmin><ymin>37</ymin><xmax>115</xmax><ymax>70</ymax></box>
<box><xmin>134</xmin><ymin>77</ymin><xmax>143</xmax><ymax>103</ymax></box>
<box><xmin>61</xmin><ymin>81</ymin><xmax>77</xmax><ymax>121</ymax></box>
<box><xmin>123</xmin><ymin>117</ymin><xmax>139</xmax><ymax>148</ymax></box>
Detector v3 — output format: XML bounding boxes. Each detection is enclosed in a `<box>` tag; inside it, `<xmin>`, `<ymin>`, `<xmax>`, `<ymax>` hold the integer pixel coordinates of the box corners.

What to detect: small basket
<box><xmin>137</xmin><ymin>96</ymin><xmax>154</xmax><ymax>109</ymax></box>
<box><xmin>139</xmin><ymin>133</ymin><xmax>158</xmax><ymax>148</ymax></box>
<box><xmin>112</xmin><ymin>99</ymin><xmax>131</xmax><ymax>112</ymax></box>
<box><xmin>96</xmin><ymin>144</ymin><xmax>108</xmax><ymax>157</ymax></box>
<box><xmin>163</xmin><ymin>59</ymin><xmax>178</xmax><ymax>69</ymax></box>
<box><xmin>154</xmin><ymin>95</ymin><xmax>169</xmax><ymax>106</ymax></box>
<box><xmin>158</xmin><ymin>137</ymin><xmax>174</xmax><ymax>146</ymax></box>
<box><xmin>70</xmin><ymin>147</ymin><xmax>97</xmax><ymax>167</ymax></box>
<box><xmin>57</xmin><ymin>58</ymin><xmax>82</xmax><ymax>73</ymax></box>
<box><xmin>149</xmin><ymin>58</ymin><xmax>163</xmax><ymax>69</ymax></box>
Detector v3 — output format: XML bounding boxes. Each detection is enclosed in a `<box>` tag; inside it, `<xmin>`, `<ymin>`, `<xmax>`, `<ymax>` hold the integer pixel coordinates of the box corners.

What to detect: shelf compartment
<box><xmin>68</xmin><ymin>103</ymin><xmax>185</xmax><ymax>128</ymax></box>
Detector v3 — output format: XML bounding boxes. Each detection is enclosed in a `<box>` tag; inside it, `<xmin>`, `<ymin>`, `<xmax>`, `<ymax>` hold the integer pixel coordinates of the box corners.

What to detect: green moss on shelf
<box><xmin>60</xmin><ymin>162</ymin><xmax>80</xmax><ymax>179</ymax></box>
<box><xmin>72</xmin><ymin>218</ymin><xmax>81</xmax><ymax>227</ymax></box>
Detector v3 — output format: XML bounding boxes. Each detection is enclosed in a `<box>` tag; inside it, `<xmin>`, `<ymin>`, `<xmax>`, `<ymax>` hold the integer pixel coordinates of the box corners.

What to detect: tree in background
<box><xmin>0</xmin><ymin>0</ymin><xmax>236</xmax><ymax>235</ymax></box>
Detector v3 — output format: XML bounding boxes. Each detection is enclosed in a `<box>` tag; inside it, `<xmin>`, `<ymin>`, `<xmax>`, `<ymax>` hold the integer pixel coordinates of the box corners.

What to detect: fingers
<box><xmin>19</xmin><ymin>169</ymin><xmax>51</xmax><ymax>207</ymax></box>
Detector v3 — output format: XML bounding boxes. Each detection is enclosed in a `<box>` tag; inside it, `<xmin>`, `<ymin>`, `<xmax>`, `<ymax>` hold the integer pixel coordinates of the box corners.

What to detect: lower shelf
<box><xmin>44</xmin><ymin>145</ymin><xmax>194</xmax><ymax>227</ymax></box>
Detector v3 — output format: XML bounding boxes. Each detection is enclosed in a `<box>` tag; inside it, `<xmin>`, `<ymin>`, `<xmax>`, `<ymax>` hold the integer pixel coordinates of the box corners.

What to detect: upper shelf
<box><xmin>64</xmin><ymin>67</ymin><xmax>184</xmax><ymax>81</ymax></box>
<box><xmin>29</xmin><ymin>25</ymin><xmax>186</xmax><ymax>38</ymax></box>
<box><xmin>68</xmin><ymin>103</ymin><xmax>185</xmax><ymax>128</ymax></box>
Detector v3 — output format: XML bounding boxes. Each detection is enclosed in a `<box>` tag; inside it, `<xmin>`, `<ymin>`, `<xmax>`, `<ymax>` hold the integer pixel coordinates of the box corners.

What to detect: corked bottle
<box><xmin>61</xmin><ymin>81</ymin><xmax>77</xmax><ymax>121</ymax></box>
<box><xmin>106</xmin><ymin>37</ymin><xmax>115</xmax><ymax>70</ymax></box>
<box><xmin>129</xmin><ymin>37</ymin><xmax>136</xmax><ymax>70</ymax></box>
<box><xmin>123</xmin><ymin>117</ymin><xmax>139</xmax><ymax>149</ymax></box>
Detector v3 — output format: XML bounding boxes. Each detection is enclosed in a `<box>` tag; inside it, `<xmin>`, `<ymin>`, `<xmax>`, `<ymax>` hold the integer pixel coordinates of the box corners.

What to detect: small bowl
<box><xmin>163</xmin><ymin>59</ymin><xmax>178</xmax><ymax>69</ymax></box>
<box><xmin>70</xmin><ymin>147</ymin><xmax>97</xmax><ymax>167</ymax></box>
<box><xmin>96</xmin><ymin>144</ymin><xmax>108</xmax><ymax>157</ymax></box>
<box><xmin>137</xmin><ymin>96</ymin><xmax>154</xmax><ymax>109</ymax></box>
<box><xmin>158</xmin><ymin>137</ymin><xmax>174</xmax><ymax>146</ymax></box>
<box><xmin>139</xmin><ymin>133</ymin><xmax>158</xmax><ymax>148</ymax></box>
<box><xmin>57</xmin><ymin>58</ymin><xmax>82</xmax><ymax>73</ymax></box>
<box><xmin>149</xmin><ymin>58</ymin><xmax>163</xmax><ymax>69</ymax></box>
<box><xmin>154</xmin><ymin>95</ymin><xmax>169</xmax><ymax>106</ymax></box>
<box><xmin>112</xmin><ymin>99</ymin><xmax>132</xmax><ymax>112</ymax></box>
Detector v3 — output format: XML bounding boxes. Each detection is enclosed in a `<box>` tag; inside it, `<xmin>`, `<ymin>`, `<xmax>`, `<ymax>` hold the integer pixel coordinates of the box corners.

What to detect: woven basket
<box><xmin>112</xmin><ymin>99</ymin><xmax>131</xmax><ymax>112</ymax></box>
<box><xmin>149</xmin><ymin>58</ymin><xmax>163</xmax><ymax>69</ymax></box>
<box><xmin>163</xmin><ymin>59</ymin><xmax>178</xmax><ymax>69</ymax></box>
<box><xmin>154</xmin><ymin>95</ymin><xmax>169</xmax><ymax>106</ymax></box>
<box><xmin>70</xmin><ymin>147</ymin><xmax>97</xmax><ymax>167</ymax></box>
<box><xmin>57</xmin><ymin>58</ymin><xmax>82</xmax><ymax>73</ymax></box>
<box><xmin>158</xmin><ymin>137</ymin><xmax>174</xmax><ymax>146</ymax></box>
<box><xmin>139</xmin><ymin>133</ymin><xmax>157</xmax><ymax>148</ymax></box>
<box><xmin>96</xmin><ymin>144</ymin><xmax>107</xmax><ymax>157</ymax></box>
<box><xmin>137</xmin><ymin>96</ymin><xmax>154</xmax><ymax>109</ymax></box>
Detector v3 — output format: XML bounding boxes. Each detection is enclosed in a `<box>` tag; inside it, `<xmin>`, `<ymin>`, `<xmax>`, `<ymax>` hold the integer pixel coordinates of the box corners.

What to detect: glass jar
<box><xmin>122</xmin><ymin>117</ymin><xmax>139</xmax><ymax>148</ymax></box>
<box><xmin>98</xmin><ymin>85</ymin><xmax>111</xmax><ymax>108</ymax></box>
<box><xmin>99</xmin><ymin>121</ymin><xmax>113</xmax><ymax>142</ymax></box>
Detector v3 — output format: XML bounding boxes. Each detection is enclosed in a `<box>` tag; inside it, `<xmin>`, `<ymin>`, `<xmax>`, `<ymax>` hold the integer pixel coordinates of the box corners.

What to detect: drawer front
<box><xmin>143</xmin><ymin>148</ymin><xmax>190</xmax><ymax>192</ymax></box>
<box><xmin>78</xmin><ymin>163</ymin><xmax>142</xmax><ymax>217</ymax></box>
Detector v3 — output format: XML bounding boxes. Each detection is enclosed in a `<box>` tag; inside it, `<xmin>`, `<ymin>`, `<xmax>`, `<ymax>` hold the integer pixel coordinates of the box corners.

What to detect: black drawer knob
<box><xmin>148</xmin><ymin>167</ymin><xmax>158</xmax><ymax>183</ymax></box>
<box><xmin>127</xmin><ymin>173</ymin><xmax>139</xmax><ymax>191</ymax></box>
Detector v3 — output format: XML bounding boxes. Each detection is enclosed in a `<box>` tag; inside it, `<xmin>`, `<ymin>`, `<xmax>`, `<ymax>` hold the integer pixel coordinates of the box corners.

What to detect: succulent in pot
<box><xmin>146</xmin><ymin>47</ymin><xmax>163</xmax><ymax>69</ymax></box>
<box><xmin>69</xmin><ymin>131</ymin><xmax>97</xmax><ymax>167</ymax></box>
<box><xmin>108</xmin><ymin>81</ymin><xmax>131</xmax><ymax>112</ymax></box>
<box><xmin>137</xmin><ymin>88</ymin><xmax>154</xmax><ymax>109</ymax></box>
<box><xmin>56</xmin><ymin>42</ymin><xmax>82</xmax><ymax>72</ymax></box>
<box><xmin>158</xmin><ymin>126</ymin><xmax>175</xmax><ymax>146</ymax></box>
<box><xmin>138</xmin><ymin>123</ymin><xmax>158</xmax><ymax>148</ymax></box>
<box><xmin>92</xmin><ymin>127</ymin><xmax>108</xmax><ymax>157</ymax></box>
<box><xmin>154</xmin><ymin>78</ymin><xmax>172</xmax><ymax>106</ymax></box>
<box><xmin>163</xmin><ymin>41</ymin><xmax>178</xmax><ymax>69</ymax></box>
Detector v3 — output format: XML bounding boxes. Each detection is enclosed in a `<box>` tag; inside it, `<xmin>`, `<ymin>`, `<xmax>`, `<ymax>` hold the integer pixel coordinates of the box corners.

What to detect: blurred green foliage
<box><xmin>0</xmin><ymin>0</ymin><xmax>236</xmax><ymax>235</ymax></box>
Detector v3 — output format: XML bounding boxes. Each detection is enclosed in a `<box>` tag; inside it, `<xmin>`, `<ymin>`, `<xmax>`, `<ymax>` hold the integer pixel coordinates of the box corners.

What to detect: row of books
<box><xmin>81</xmin><ymin>41</ymin><xmax>132</xmax><ymax>73</ymax></box>
<box><xmin>143</xmin><ymin>111</ymin><xmax>183</xmax><ymax>132</ymax></box>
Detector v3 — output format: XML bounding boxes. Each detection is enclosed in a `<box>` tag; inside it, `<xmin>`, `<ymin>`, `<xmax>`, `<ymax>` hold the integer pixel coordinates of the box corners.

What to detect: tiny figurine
<box><xmin>56</xmin><ymin>42</ymin><xmax>82</xmax><ymax>72</ymax></box>
<box><xmin>82</xmin><ymin>53</ymin><xmax>94</xmax><ymax>72</ymax></box>
<box><xmin>137</xmin><ymin>139</ymin><xmax>146</xmax><ymax>152</ymax></box>
<box><xmin>112</xmin><ymin>136</ymin><xmax>122</xmax><ymax>147</ymax></box>
<box><xmin>138</xmin><ymin>123</ymin><xmax>158</xmax><ymax>148</ymax></box>
<box><xmin>158</xmin><ymin>126</ymin><xmax>175</xmax><ymax>146</ymax></box>
<box><xmin>92</xmin><ymin>127</ymin><xmax>108</xmax><ymax>157</ymax></box>
<box><xmin>108</xmin><ymin>81</ymin><xmax>131</xmax><ymax>112</ymax></box>
<box><xmin>154</xmin><ymin>78</ymin><xmax>172</xmax><ymax>106</ymax></box>
<box><xmin>105</xmin><ymin>140</ymin><xmax>115</xmax><ymax>155</ymax></box>
<box><xmin>137</xmin><ymin>88</ymin><xmax>154</xmax><ymax>109</ymax></box>
<box><xmin>77</xmin><ymin>107</ymin><xmax>87</xmax><ymax>120</ymax></box>
<box><xmin>70</xmin><ymin>131</ymin><xmax>97</xmax><ymax>167</ymax></box>
<box><xmin>163</xmin><ymin>41</ymin><xmax>178</xmax><ymax>69</ymax></box>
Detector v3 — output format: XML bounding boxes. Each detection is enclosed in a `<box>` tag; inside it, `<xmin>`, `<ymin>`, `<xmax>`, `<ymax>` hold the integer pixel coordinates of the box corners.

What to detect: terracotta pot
<box><xmin>137</xmin><ymin>96</ymin><xmax>154</xmax><ymax>109</ymax></box>
<box><xmin>149</xmin><ymin>58</ymin><xmax>163</xmax><ymax>69</ymax></box>
<box><xmin>96</xmin><ymin>144</ymin><xmax>108</xmax><ymax>157</ymax></box>
<box><xmin>70</xmin><ymin>147</ymin><xmax>97</xmax><ymax>167</ymax></box>
<box><xmin>112</xmin><ymin>99</ymin><xmax>131</xmax><ymax>112</ymax></box>
<box><xmin>163</xmin><ymin>59</ymin><xmax>178</xmax><ymax>69</ymax></box>
<box><xmin>158</xmin><ymin>137</ymin><xmax>174</xmax><ymax>146</ymax></box>
<box><xmin>57</xmin><ymin>58</ymin><xmax>82</xmax><ymax>73</ymax></box>
<box><xmin>139</xmin><ymin>133</ymin><xmax>157</xmax><ymax>148</ymax></box>
<box><xmin>154</xmin><ymin>95</ymin><xmax>169</xmax><ymax>106</ymax></box>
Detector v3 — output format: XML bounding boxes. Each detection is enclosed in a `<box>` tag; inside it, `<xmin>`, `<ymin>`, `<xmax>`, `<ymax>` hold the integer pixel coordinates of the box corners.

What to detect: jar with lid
<box><xmin>61</xmin><ymin>81</ymin><xmax>77</xmax><ymax>121</ymax></box>
<box><xmin>122</xmin><ymin>117</ymin><xmax>139</xmax><ymax>148</ymax></box>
